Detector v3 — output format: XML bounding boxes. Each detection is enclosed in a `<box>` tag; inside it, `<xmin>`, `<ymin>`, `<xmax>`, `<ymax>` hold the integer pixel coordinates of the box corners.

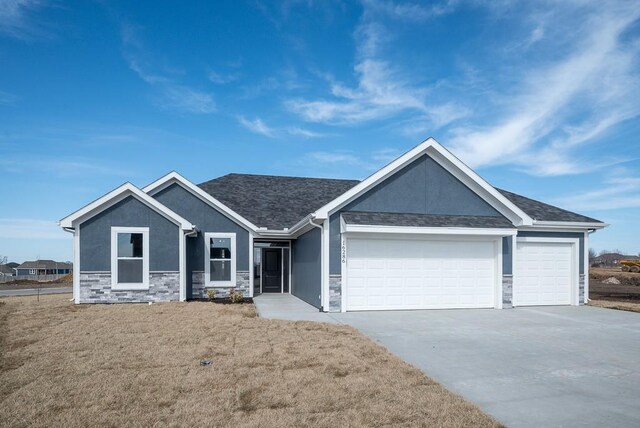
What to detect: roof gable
<box><xmin>341</xmin><ymin>153</ymin><xmax>505</xmax><ymax>219</ymax></box>
<box><xmin>314</xmin><ymin>138</ymin><xmax>533</xmax><ymax>226</ymax></box>
<box><xmin>59</xmin><ymin>183</ymin><xmax>195</xmax><ymax>231</ymax></box>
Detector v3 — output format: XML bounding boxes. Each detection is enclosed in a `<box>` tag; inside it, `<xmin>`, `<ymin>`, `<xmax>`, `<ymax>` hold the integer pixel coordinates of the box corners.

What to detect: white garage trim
<box><xmin>341</xmin><ymin>223</ymin><xmax>517</xmax><ymax>236</ymax></box>
<box><xmin>514</xmin><ymin>236</ymin><xmax>580</xmax><ymax>307</ymax></box>
<box><xmin>341</xmin><ymin>233</ymin><xmax>503</xmax><ymax>312</ymax></box>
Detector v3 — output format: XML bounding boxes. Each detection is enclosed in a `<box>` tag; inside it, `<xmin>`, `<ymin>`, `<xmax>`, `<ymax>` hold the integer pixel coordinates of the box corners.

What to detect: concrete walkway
<box><xmin>253</xmin><ymin>293</ymin><xmax>339</xmax><ymax>323</ymax></box>
<box><xmin>0</xmin><ymin>286</ymin><xmax>72</xmax><ymax>297</ymax></box>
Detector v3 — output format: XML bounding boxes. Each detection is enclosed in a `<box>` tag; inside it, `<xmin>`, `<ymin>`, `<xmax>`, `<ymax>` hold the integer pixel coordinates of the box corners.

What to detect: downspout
<box><xmin>61</xmin><ymin>226</ymin><xmax>75</xmax><ymax>302</ymax></box>
<box><xmin>308</xmin><ymin>217</ymin><xmax>325</xmax><ymax>312</ymax></box>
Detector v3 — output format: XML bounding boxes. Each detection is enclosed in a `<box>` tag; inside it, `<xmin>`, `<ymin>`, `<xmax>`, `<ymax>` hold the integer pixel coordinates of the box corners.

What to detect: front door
<box><xmin>262</xmin><ymin>249</ymin><xmax>282</xmax><ymax>293</ymax></box>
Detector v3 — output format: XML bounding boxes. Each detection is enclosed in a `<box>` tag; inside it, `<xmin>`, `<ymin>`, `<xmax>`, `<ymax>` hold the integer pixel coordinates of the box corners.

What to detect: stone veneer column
<box><xmin>579</xmin><ymin>274</ymin><xmax>585</xmax><ymax>305</ymax></box>
<box><xmin>329</xmin><ymin>274</ymin><xmax>342</xmax><ymax>312</ymax></box>
<box><xmin>502</xmin><ymin>274</ymin><xmax>513</xmax><ymax>309</ymax></box>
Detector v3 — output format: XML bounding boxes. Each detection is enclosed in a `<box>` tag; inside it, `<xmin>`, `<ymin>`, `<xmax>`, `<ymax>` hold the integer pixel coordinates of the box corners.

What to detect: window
<box><xmin>205</xmin><ymin>233</ymin><xmax>236</xmax><ymax>287</ymax></box>
<box><xmin>29</xmin><ymin>269</ymin><xmax>36</xmax><ymax>275</ymax></box>
<box><xmin>111</xmin><ymin>227</ymin><xmax>149</xmax><ymax>290</ymax></box>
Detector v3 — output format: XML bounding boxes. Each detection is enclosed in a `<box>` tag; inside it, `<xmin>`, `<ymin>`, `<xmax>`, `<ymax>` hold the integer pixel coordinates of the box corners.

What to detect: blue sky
<box><xmin>1</xmin><ymin>0</ymin><xmax>639</xmax><ymax>263</ymax></box>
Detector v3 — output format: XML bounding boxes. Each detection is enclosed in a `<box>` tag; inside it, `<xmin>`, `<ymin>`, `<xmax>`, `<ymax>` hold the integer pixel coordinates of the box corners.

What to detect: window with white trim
<box><xmin>111</xmin><ymin>227</ymin><xmax>149</xmax><ymax>290</ymax></box>
<box><xmin>205</xmin><ymin>232</ymin><xmax>236</xmax><ymax>287</ymax></box>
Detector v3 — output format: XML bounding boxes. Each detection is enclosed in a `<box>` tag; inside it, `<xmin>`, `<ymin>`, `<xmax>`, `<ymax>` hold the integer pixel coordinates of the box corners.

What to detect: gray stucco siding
<box><xmin>516</xmin><ymin>231</ymin><xmax>585</xmax><ymax>274</ymax></box>
<box><xmin>79</xmin><ymin>196</ymin><xmax>179</xmax><ymax>271</ymax></box>
<box><xmin>329</xmin><ymin>154</ymin><xmax>508</xmax><ymax>274</ymax></box>
<box><xmin>152</xmin><ymin>183</ymin><xmax>250</xmax><ymax>271</ymax></box>
<box><xmin>291</xmin><ymin>227</ymin><xmax>321</xmax><ymax>308</ymax></box>
<box><xmin>502</xmin><ymin>237</ymin><xmax>513</xmax><ymax>275</ymax></box>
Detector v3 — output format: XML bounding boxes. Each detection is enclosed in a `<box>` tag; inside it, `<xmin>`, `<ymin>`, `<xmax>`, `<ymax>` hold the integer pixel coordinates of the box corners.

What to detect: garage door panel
<box><xmin>514</xmin><ymin>241</ymin><xmax>573</xmax><ymax>306</ymax></box>
<box><xmin>346</xmin><ymin>237</ymin><xmax>497</xmax><ymax>311</ymax></box>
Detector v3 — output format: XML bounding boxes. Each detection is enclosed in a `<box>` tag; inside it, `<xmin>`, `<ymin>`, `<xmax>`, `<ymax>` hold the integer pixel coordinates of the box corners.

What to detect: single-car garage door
<box><xmin>346</xmin><ymin>237</ymin><xmax>497</xmax><ymax>311</ymax></box>
<box><xmin>514</xmin><ymin>241</ymin><xmax>574</xmax><ymax>306</ymax></box>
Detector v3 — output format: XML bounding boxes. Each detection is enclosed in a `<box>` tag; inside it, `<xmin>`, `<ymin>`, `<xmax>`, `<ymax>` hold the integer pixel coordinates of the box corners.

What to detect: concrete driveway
<box><xmin>331</xmin><ymin>306</ymin><xmax>640</xmax><ymax>428</ymax></box>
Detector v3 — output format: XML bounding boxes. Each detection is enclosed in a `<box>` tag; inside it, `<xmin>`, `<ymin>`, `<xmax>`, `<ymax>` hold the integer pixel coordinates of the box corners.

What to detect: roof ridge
<box><xmin>203</xmin><ymin>172</ymin><xmax>361</xmax><ymax>183</ymax></box>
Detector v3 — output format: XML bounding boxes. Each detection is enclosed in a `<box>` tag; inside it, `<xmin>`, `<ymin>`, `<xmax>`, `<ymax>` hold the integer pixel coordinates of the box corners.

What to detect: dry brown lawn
<box><xmin>588</xmin><ymin>299</ymin><xmax>640</xmax><ymax>313</ymax></box>
<box><xmin>0</xmin><ymin>294</ymin><xmax>500</xmax><ymax>428</ymax></box>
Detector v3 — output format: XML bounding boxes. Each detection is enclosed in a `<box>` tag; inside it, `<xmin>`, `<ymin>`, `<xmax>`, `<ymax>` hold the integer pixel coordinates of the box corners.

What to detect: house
<box><xmin>0</xmin><ymin>263</ymin><xmax>17</xmax><ymax>276</ymax></box>
<box><xmin>591</xmin><ymin>253</ymin><xmax>639</xmax><ymax>267</ymax></box>
<box><xmin>14</xmin><ymin>260</ymin><xmax>73</xmax><ymax>276</ymax></box>
<box><xmin>59</xmin><ymin>138</ymin><xmax>607</xmax><ymax>310</ymax></box>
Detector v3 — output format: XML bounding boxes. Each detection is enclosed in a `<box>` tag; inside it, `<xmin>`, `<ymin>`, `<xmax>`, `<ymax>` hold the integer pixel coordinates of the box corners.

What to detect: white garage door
<box><xmin>514</xmin><ymin>241</ymin><xmax>573</xmax><ymax>306</ymax></box>
<box><xmin>346</xmin><ymin>237</ymin><xmax>497</xmax><ymax>311</ymax></box>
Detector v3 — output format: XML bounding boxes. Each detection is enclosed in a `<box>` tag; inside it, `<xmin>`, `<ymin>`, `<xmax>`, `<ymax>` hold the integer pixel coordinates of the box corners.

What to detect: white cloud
<box><xmin>287</xmin><ymin>59</ymin><xmax>431</xmax><ymax>124</ymax></box>
<box><xmin>238</xmin><ymin>116</ymin><xmax>276</xmax><ymax>138</ymax></box>
<box><xmin>362</xmin><ymin>0</ymin><xmax>460</xmax><ymax>22</ymax></box>
<box><xmin>160</xmin><ymin>86</ymin><xmax>216</xmax><ymax>114</ymax></box>
<box><xmin>286</xmin><ymin>127</ymin><xmax>324</xmax><ymax>138</ymax></box>
<box><xmin>551</xmin><ymin>172</ymin><xmax>640</xmax><ymax>212</ymax></box>
<box><xmin>447</xmin><ymin>2</ymin><xmax>640</xmax><ymax>175</ymax></box>
<box><xmin>208</xmin><ymin>70</ymin><xmax>240</xmax><ymax>85</ymax></box>
<box><xmin>306</xmin><ymin>151</ymin><xmax>360</xmax><ymax>164</ymax></box>
<box><xmin>237</xmin><ymin>116</ymin><xmax>324</xmax><ymax>139</ymax></box>
<box><xmin>286</xmin><ymin>4</ymin><xmax>468</xmax><ymax>129</ymax></box>
<box><xmin>0</xmin><ymin>158</ymin><xmax>130</xmax><ymax>177</ymax></box>
<box><xmin>0</xmin><ymin>0</ymin><xmax>47</xmax><ymax>39</ymax></box>
<box><xmin>0</xmin><ymin>90</ymin><xmax>17</xmax><ymax>105</ymax></box>
<box><xmin>120</xmin><ymin>22</ymin><xmax>216</xmax><ymax>114</ymax></box>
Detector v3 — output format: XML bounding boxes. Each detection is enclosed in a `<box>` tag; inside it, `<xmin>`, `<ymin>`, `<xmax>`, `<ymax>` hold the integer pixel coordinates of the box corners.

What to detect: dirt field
<box><xmin>0</xmin><ymin>294</ymin><xmax>499</xmax><ymax>428</ymax></box>
<box><xmin>589</xmin><ymin>267</ymin><xmax>640</xmax><ymax>302</ymax></box>
<box><xmin>588</xmin><ymin>299</ymin><xmax>640</xmax><ymax>313</ymax></box>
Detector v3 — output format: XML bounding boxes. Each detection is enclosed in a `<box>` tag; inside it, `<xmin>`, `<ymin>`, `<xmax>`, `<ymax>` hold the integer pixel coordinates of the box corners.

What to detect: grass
<box><xmin>588</xmin><ymin>299</ymin><xmax>640</xmax><ymax>313</ymax></box>
<box><xmin>0</xmin><ymin>294</ymin><xmax>499</xmax><ymax>428</ymax></box>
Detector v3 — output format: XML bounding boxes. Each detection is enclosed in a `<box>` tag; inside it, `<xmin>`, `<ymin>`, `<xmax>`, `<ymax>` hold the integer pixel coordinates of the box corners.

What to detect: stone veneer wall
<box><xmin>191</xmin><ymin>271</ymin><xmax>250</xmax><ymax>299</ymax></box>
<box><xmin>329</xmin><ymin>274</ymin><xmax>342</xmax><ymax>312</ymax></box>
<box><xmin>79</xmin><ymin>272</ymin><xmax>180</xmax><ymax>303</ymax></box>
<box><xmin>502</xmin><ymin>274</ymin><xmax>513</xmax><ymax>309</ymax></box>
<box><xmin>579</xmin><ymin>274</ymin><xmax>585</xmax><ymax>304</ymax></box>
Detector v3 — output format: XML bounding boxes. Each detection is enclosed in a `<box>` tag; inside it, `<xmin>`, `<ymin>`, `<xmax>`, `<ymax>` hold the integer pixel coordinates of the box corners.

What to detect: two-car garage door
<box><xmin>346</xmin><ymin>237</ymin><xmax>497</xmax><ymax>311</ymax></box>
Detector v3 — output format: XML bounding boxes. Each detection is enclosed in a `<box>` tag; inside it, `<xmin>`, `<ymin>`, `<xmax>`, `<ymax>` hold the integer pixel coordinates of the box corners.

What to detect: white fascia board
<box><xmin>312</xmin><ymin>137</ymin><xmax>532</xmax><ymax>226</ymax></box>
<box><xmin>59</xmin><ymin>182</ymin><xmax>195</xmax><ymax>231</ymax></box>
<box><xmin>142</xmin><ymin>171</ymin><xmax>259</xmax><ymax>233</ymax></box>
<box><xmin>530</xmin><ymin>220</ymin><xmax>608</xmax><ymax>230</ymax></box>
<box><xmin>342</xmin><ymin>223</ymin><xmax>518</xmax><ymax>236</ymax></box>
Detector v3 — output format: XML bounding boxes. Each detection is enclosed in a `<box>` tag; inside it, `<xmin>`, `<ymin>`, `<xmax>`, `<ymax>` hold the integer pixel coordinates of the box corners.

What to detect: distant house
<box><xmin>14</xmin><ymin>260</ymin><xmax>73</xmax><ymax>276</ymax></box>
<box><xmin>0</xmin><ymin>263</ymin><xmax>17</xmax><ymax>276</ymax></box>
<box><xmin>592</xmin><ymin>253</ymin><xmax>640</xmax><ymax>267</ymax></box>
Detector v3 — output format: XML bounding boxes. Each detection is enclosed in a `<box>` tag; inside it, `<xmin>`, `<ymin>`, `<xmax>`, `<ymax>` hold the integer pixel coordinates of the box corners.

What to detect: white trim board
<box><xmin>59</xmin><ymin>182</ymin><xmax>195</xmax><ymax>231</ymax></box>
<box><xmin>341</xmin><ymin>223</ymin><xmax>517</xmax><ymax>236</ymax></box>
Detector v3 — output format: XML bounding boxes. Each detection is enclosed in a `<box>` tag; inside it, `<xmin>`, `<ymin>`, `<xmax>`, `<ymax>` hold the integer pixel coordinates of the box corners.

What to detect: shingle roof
<box><xmin>198</xmin><ymin>174</ymin><xmax>360</xmax><ymax>229</ymax></box>
<box><xmin>497</xmin><ymin>189</ymin><xmax>603</xmax><ymax>223</ymax></box>
<box><xmin>16</xmin><ymin>260</ymin><xmax>73</xmax><ymax>270</ymax></box>
<box><xmin>342</xmin><ymin>212</ymin><xmax>514</xmax><ymax>229</ymax></box>
<box><xmin>197</xmin><ymin>173</ymin><xmax>603</xmax><ymax>229</ymax></box>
